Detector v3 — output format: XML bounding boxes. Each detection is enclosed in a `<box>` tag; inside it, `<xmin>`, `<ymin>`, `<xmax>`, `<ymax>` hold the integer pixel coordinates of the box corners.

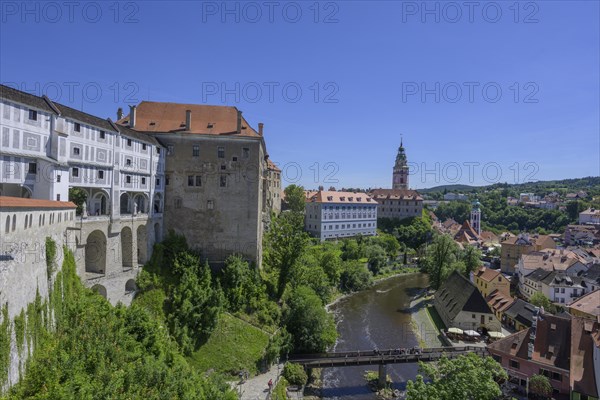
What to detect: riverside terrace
<box><xmin>289</xmin><ymin>346</ymin><xmax>488</xmax><ymax>388</ymax></box>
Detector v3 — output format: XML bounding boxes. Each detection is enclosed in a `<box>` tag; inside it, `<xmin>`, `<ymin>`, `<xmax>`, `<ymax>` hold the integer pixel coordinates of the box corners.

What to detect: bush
<box><xmin>283</xmin><ymin>362</ymin><xmax>307</xmax><ymax>387</ymax></box>
<box><xmin>340</xmin><ymin>261</ymin><xmax>373</xmax><ymax>293</ymax></box>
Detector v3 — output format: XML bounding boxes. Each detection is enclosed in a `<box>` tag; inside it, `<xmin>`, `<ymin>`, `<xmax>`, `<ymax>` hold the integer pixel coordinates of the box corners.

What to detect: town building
<box><xmin>487</xmin><ymin>313</ymin><xmax>572</xmax><ymax>397</ymax></box>
<box><xmin>370</xmin><ymin>188</ymin><xmax>423</xmax><ymax>220</ymax></box>
<box><xmin>564</xmin><ymin>224</ymin><xmax>600</xmax><ymax>246</ymax></box>
<box><xmin>570</xmin><ymin>316</ymin><xmax>600</xmax><ymax>400</ymax></box>
<box><xmin>433</xmin><ymin>270</ymin><xmax>501</xmax><ymax>332</ymax></box>
<box><xmin>266</xmin><ymin>159</ymin><xmax>281</xmax><ymax>215</ymax></box>
<box><xmin>392</xmin><ymin>139</ymin><xmax>409</xmax><ymax>190</ymax></box>
<box><xmin>486</xmin><ymin>290</ymin><xmax>515</xmax><ymax>322</ymax></box>
<box><xmin>0</xmin><ymin>84</ymin><xmax>164</xmax><ymax>304</ymax></box>
<box><xmin>500</xmin><ymin>233</ymin><xmax>557</xmax><ymax>274</ymax></box>
<box><xmin>569</xmin><ymin>290</ymin><xmax>600</xmax><ymax>321</ymax></box>
<box><xmin>473</xmin><ymin>266</ymin><xmax>510</xmax><ymax>298</ymax></box>
<box><xmin>519</xmin><ymin>268</ymin><xmax>553</xmax><ymax>300</ymax></box>
<box><xmin>540</xmin><ymin>272</ymin><xmax>587</xmax><ymax>305</ymax></box>
<box><xmin>580</xmin><ymin>208</ymin><xmax>600</xmax><ymax>225</ymax></box>
<box><xmin>517</xmin><ymin>249</ymin><xmax>590</xmax><ymax>281</ymax></box>
<box><xmin>443</xmin><ymin>192</ymin><xmax>468</xmax><ymax>201</ymax></box>
<box><xmin>502</xmin><ymin>298</ymin><xmax>536</xmax><ymax>331</ymax></box>
<box><xmin>580</xmin><ymin>265</ymin><xmax>600</xmax><ymax>293</ymax></box>
<box><xmin>117</xmin><ymin>101</ymin><xmax>280</xmax><ymax>266</ymax></box>
<box><xmin>453</xmin><ymin>220</ymin><xmax>480</xmax><ymax>246</ymax></box>
<box><xmin>304</xmin><ymin>191</ymin><xmax>377</xmax><ymax>241</ymax></box>
<box><xmin>470</xmin><ymin>200</ymin><xmax>481</xmax><ymax>235</ymax></box>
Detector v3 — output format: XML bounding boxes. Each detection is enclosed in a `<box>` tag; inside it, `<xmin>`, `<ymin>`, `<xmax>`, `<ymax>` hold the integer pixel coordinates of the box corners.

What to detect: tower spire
<box><xmin>392</xmin><ymin>136</ymin><xmax>409</xmax><ymax>190</ymax></box>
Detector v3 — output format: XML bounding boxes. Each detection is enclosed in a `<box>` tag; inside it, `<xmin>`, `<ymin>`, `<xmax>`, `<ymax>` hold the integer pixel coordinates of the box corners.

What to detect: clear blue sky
<box><xmin>1</xmin><ymin>1</ymin><xmax>598</xmax><ymax>189</ymax></box>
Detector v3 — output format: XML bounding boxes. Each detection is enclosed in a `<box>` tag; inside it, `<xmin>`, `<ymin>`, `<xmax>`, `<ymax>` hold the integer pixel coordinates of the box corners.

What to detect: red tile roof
<box><xmin>569</xmin><ymin>290</ymin><xmax>600</xmax><ymax>318</ymax></box>
<box><xmin>0</xmin><ymin>196</ymin><xmax>76</xmax><ymax>209</ymax></box>
<box><xmin>475</xmin><ymin>266</ymin><xmax>502</xmax><ymax>283</ymax></box>
<box><xmin>307</xmin><ymin>191</ymin><xmax>375</xmax><ymax>204</ymax></box>
<box><xmin>570</xmin><ymin>317</ymin><xmax>599</xmax><ymax>397</ymax></box>
<box><xmin>369</xmin><ymin>188</ymin><xmax>423</xmax><ymax>201</ymax></box>
<box><xmin>118</xmin><ymin>101</ymin><xmax>260</xmax><ymax>137</ymax></box>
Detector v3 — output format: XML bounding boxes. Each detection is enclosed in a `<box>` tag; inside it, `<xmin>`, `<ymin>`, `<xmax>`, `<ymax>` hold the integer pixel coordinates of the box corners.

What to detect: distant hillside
<box><xmin>418</xmin><ymin>184</ymin><xmax>482</xmax><ymax>194</ymax></box>
<box><xmin>420</xmin><ymin>177</ymin><xmax>599</xmax><ymax>195</ymax></box>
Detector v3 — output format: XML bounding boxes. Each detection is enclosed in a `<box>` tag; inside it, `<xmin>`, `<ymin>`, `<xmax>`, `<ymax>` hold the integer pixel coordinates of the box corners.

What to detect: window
<box><xmin>492</xmin><ymin>354</ymin><xmax>502</xmax><ymax>363</ymax></box>
<box><xmin>56</xmin><ymin>194</ymin><xmax>61</xmax><ymax>201</ymax></box>
<box><xmin>156</xmin><ymin>146</ymin><xmax>161</xmax><ymax>154</ymax></box>
<box><xmin>509</xmin><ymin>360</ymin><xmax>520</xmax><ymax>369</ymax></box>
<box><xmin>232</xmin><ymin>156</ymin><xmax>238</xmax><ymax>162</ymax></box>
<box><xmin>127</xmin><ymin>139</ymin><xmax>132</xmax><ymax>146</ymax></box>
<box><xmin>242</xmin><ymin>147</ymin><xmax>250</xmax><ymax>158</ymax></box>
<box><xmin>73</xmin><ymin>147</ymin><xmax>80</xmax><ymax>155</ymax></box>
<box><xmin>167</xmin><ymin>145</ymin><xmax>174</xmax><ymax>155</ymax></box>
<box><xmin>126</xmin><ymin>158</ymin><xmax>132</xmax><ymax>166</ymax></box>
<box><xmin>141</xmin><ymin>177</ymin><xmax>146</xmax><ymax>185</ymax></box>
<box><xmin>99</xmin><ymin>131</ymin><xmax>105</xmax><ymax>139</ymax></box>
<box><xmin>56</xmin><ymin>175</ymin><xmax>61</xmax><ymax>182</ymax></box>
<box><xmin>142</xmin><ymin>143</ymin><xmax>147</xmax><ymax>150</ymax></box>
<box><xmin>28</xmin><ymin>109</ymin><xmax>37</xmax><ymax>121</ymax></box>
<box><xmin>98</xmin><ymin>170</ymin><xmax>104</xmax><ymax>179</ymax></box>
<box><xmin>220</xmin><ymin>175</ymin><xmax>227</xmax><ymax>187</ymax></box>
<box><xmin>195</xmin><ymin>176</ymin><xmax>202</xmax><ymax>187</ymax></box>
<box><xmin>220</xmin><ymin>164</ymin><xmax>226</xmax><ymax>170</ymax></box>
<box><xmin>188</xmin><ymin>176</ymin><xmax>194</xmax><ymax>186</ymax></box>
<box><xmin>174</xmin><ymin>198</ymin><xmax>182</xmax><ymax>209</ymax></box>
<box><xmin>207</xmin><ymin>200</ymin><xmax>214</xmax><ymax>210</ymax></box>
<box><xmin>218</xmin><ymin>146</ymin><xmax>225</xmax><ymax>158</ymax></box>
<box><xmin>28</xmin><ymin>163</ymin><xmax>37</xmax><ymax>174</ymax></box>
<box><xmin>72</xmin><ymin>167</ymin><xmax>79</xmax><ymax>177</ymax></box>
<box><xmin>165</xmin><ymin>175</ymin><xmax>170</xmax><ymax>185</ymax></box>
<box><xmin>193</xmin><ymin>145</ymin><xmax>200</xmax><ymax>157</ymax></box>
<box><xmin>472</xmin><ymin>314</ymin><xmax>476</xmax><ymax>319</ymax></box>
<box><xmin>156</xmin><ymin>178</ymin><xmax>160</xmax><ymax>186</ymax></box>
<box><xmin>125</xmin><ymin>175</ymin><xmax>132</xmax><ymax>184</ymax></box>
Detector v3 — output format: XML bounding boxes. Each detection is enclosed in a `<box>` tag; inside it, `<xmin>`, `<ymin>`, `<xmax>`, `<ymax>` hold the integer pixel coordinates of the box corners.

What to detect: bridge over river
<box><xmin>290</xmin><ymin>346</ymin><xmax>488</xmax><ymax>388</ymax></box>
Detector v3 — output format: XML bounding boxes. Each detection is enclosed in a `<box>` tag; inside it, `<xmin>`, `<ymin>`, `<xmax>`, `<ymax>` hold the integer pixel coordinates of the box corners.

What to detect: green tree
<box><xmin>529</xmin><ymin>374</ymin><xmax>552</xmax><ymax>399</ymax></box>
<box><xmin>168</xmin><ymin>253</ymin><xmax>224</xmax><ymax>354</ymax></box>
<box><xmin>424</xmin><ymin>234</ymin><xmax>459</xmax><ymax>289</ymax></box>
<box><xmin>282</xmin><ymin>362</ymin><xmax>308</xmax><ymax>386</ymax></box>
<box><xmin>339</xmin><ymin>261</ymin><xmax>373</xmax><ymax>293</ymax></box>
<box><xmin>529</xmin><ymin>292</ymin><xmax>556</xmax><ymax>313</ymax></box>
<box><xmin>283</xmin><ymin>286</ymin><xmax>337</xmax><ymax>353</ymax></box>
<box><xmin>341</xmin><ymin>239</ymin><xmax>362</xmax><ymax>261</ymax></box>
<box><xmin>284</xmin><ymin>184</ymin><xmax>307</xmax><ymax>213</ymax></box>
<box><xmin>220</xmin><ymin>255</ymin><xmax>264</xmax><ymax>313</ymax></box>
<box><xmin>68</xmin><ymin>187</ymin><xmax>88</xmax><ymax>215</ymax></box>
<box><xmin>365</xmin><ymin>244</ymin><xmax>387</xmax><ymax>275</ymax></box>
<box><xmin>461</xmin><ymin>245</ymin><xmax>482</xmax><ymax>277</ymax></box>
<box><xmin>566</xmin><ymin>200</ymin><xmax>587</xmax><ymax>221</ymax></box>
<box><xmin>405</xmin><ymin>353</ymin><xmax>507</xmax><ymax>400</ymax></box>
<box><xmin>264</xmin><ymin>212</ymin><xmax>310</xmax><ymax>299</ymax></box>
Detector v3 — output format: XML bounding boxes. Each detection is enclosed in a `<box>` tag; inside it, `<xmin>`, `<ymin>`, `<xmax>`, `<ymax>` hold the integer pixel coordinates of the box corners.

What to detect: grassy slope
<box><xmin>189</xmin><ymin>313</ymin><xmax>270</xmax><ymax>376</ymax></box>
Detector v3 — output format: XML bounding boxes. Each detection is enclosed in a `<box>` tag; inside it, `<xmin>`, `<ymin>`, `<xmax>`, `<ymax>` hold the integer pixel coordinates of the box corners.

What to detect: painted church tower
<box><xmin>392</xmin><ymin>139</ymin><xmax>409</xmax><ymax>190</ymax></box>
<box><xmin>471</xmin><ymin>200</ymin><xmax>481</xmax><ymax>235</ymax></box>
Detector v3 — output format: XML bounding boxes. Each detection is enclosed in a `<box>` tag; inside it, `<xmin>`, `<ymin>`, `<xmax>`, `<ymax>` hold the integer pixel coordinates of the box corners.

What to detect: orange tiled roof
<box><xmin>308</xmin><ymin>191</ymin><xmax>375</xmax><ymax>204</ymax></box>
<box><xmin>569</xmin><ymin>290</ymin><xmax>600</xmax><ymax>318</ymax></box>
<box><xmin>0</xmin><ymin>196</ymin><xmax>76</xmax><ymax>209</ymax></box>
<box><xmin>267</xmin><ymin>159</ymin><xmax>281</xmax><ymax>172</ymax></box>
<box><xmin>370</xmin><ymin>188</ymin><xmax>423</xmax><ymax>201</ymax></box>
<box><xmin>475</xmin><ymin>266</ymin><xmax>502</xmax><ymax>283</ymax></box>
<box><xmin>118</xmin><ymin>101</ymin><xmax>261</xmax><ymax>137</ymax></box>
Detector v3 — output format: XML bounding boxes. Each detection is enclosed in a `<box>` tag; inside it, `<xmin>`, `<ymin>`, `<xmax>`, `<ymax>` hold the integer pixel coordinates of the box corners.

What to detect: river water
<box><xmin>322</xmin><ymin>273</ymin><xmax>429</xmax><ymax>399</ymax></box>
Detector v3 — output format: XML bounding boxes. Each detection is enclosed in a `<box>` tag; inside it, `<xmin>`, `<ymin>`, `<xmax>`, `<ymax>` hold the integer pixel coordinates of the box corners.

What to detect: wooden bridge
<box><xmin>289</xmin><ymin>346</ymin><xmax>488</xmax><ymax>388</ymax></box>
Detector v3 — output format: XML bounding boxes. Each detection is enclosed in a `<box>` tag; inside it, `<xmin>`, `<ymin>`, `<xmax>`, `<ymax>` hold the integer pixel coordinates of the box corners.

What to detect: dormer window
<box><xmin>327</xmin><ymin>196</ymin><xmax>333</xmax><ymax>201</ymax></box>
<box><xmin>340</xmin><ymin>197</ymin><xmax>345</xmax><ymax>201</ymax></box>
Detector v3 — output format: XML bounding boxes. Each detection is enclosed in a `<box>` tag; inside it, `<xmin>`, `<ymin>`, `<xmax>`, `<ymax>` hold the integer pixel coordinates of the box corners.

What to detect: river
<box><xmin>321</xmin><ymin>273</ymin><xmax>429</xmax><ymax>399</ymax></box>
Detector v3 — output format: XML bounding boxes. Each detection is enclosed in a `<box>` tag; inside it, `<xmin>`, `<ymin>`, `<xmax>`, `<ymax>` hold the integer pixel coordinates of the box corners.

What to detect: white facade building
<box><xmin>305</xmin><ymin>191</ymin><xmax>377</xmax><ymax>241</ymax></box>
<box><xmin>579</xmin><ymin>208</ymin><xmax>600</xmax><ymax>225</ymax></box>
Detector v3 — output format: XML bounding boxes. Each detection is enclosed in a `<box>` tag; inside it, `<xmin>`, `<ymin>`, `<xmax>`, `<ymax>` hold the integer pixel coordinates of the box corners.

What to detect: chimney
<box><xmin>236</xmin><ymin>110</ymin><xmax>242</xmax><ymax>134</ymax></box>
<box><xmin>117</xmin><ymin>107</ymin><xmax>123</xmax><ymax>120</ymax></box>
<box><xmin>185</xmin><ymin>110</ymin><xmax>192</xmax><ymax>131</ymax></box>
<box><xmin>258</xmin><ymin>122</ymin><xmax>264</xmax><ymax>136</ymax></box>
<box><xmin>129</xmin><ymin>105</ymin><xmax>136</xmax><ymax>128</ymax></box>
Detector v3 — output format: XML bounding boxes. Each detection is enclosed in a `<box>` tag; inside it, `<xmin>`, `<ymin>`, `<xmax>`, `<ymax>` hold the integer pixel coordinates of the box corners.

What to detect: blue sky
<box><xmin>1</xmin><ymin>1</ymin><xmax>598</xmax><ymax>189</ymax></box>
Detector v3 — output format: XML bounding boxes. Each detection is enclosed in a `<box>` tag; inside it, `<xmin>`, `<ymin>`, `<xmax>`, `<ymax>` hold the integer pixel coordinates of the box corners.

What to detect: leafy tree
<box><xmin>529</xmin><ymin>292</ymin><xmax>556</xmax><ymax>314</ymax></box>
<box><xmin>283</xmin><ymin>286</ymin><xmax>337</xmax><ymax>353</ymax></box>
<box><xmin>461</xmin><ymin>245</ymin><xmax>482</xmax><ymax>277</ymax></box>
<box><xmin>566</xmin><ymin>200</ymin><xmax>588</xmax><ymax>221</ymax></box>
<box><xmin>220</xmin><ymin>255</ymin><xmax>264</xmax><ymax>313</ymax></box>
<box><xmin>283</xmin><ymin>362</ymin><xmax>308</xmax><ymax>386</ymax></box>
<box><xmin>318</xmin><ymin>244</ymin><xmax>343</xmax><ymax>286</ymax></box>
<box><xmin>392</xmin><ymin>216</ymin><xmax>433</xmax><ymax>250</ymax></box>
<box><xmin>168</xmin><ymin>253</ymin><xmax>224</xmax><ymax>354</ymax></box>
<box><xmin>405</xmin><ymin>353</ymin><xmax>507</xmax><ymax>400</ymax></box>
<box><xmin>434</xmin><ymin>201</ymin><xmax>471</xmax><ymax>224</ymax></box>
<box><xmin>339</xmin><ymin>261</ymin><xmax>373</xmax><ymax>293</ymax></box>
<box><xmin>365</xmin><ymin>244</ymin><xmax>387</xmax><ymax>275</ymax></box>
<box><xmin>68</xmin><ymin>187</ymin><xmax>88</xmax><ymax>215</ymax></box>
<box><xmin>341</xmin><ymin>239</ymin><xmax>362</xmax><ymax>261</ymax></box>
<box><xmin>529</xmin><ymin>374</ymin><xmax>552</xmax><ymax>399</ymax></box>
<box><xmin>264</xmin><ymin>212</ymin><xmax>310</xmax><ymax>299</ymax></box>
<box><xmin>284</xmin><ymin>184</ymin><xmax>306</xmax><ymax>213</ymax></box>
<box><xmin>424</xmin><ymin>234</ymin><xmax>459</xmax><ymax>289</ymax></box>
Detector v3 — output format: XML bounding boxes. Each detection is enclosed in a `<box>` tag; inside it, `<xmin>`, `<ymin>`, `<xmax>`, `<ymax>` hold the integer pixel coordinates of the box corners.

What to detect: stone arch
<box><xmin>85</xmin><ymin>230</ymin><xmax>107</xmax><ymax>274</ymax></box>
<box><xmin>153</xmin><ymin>193</ymin><xmax>162</xmax><ymax>213</ymax></box>
<box><xmin>133</xmin><ymin>193</ymin><xmax>148</xmax><ymax>214</ymax></box>
<box><xmin>120</xmin><ymin>193</ymin><xmax>131</xmax><ymax>215</ymax></box>
<box><xmin>125</xmin><ymin>279</ymin><xmax>137</xmax><ymax>293</ymax></box>
<box><xmin>91</xmin><ymin>191</ymin><xmax>109</xmax><ymax>216</ymax></box>
<box><xmin>137</xmin><ymin>225</ymin><xmax>147</xmax><ymax>264</ymax></box>
<box><xmin>91</xmin><ymin>284</ymin><xmax>107</xmax><ymax>299</ymax></box>
<box><xmin>121</xmin><ymin>226</ymin><xmax>134</xmax><ymax>270</ymax></box>
<box><xmin>154</xmin><ymin>222</ymin><xmax>161</xmax><ymax>243</ymax></box>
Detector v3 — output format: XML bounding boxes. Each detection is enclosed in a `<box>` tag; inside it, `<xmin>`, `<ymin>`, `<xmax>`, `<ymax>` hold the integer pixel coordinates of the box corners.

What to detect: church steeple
<box><xmin>392</xmin><ymin>137</ymin><xmax>409</xmax><ymax>190</ymax></box>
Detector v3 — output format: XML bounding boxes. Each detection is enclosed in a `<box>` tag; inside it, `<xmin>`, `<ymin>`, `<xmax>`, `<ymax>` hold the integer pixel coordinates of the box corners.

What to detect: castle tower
<box><xmin>471</xmin><ymin>200</ymin><xmax>481</xmax><ymax>235</ymax></box>
<box><xmin>392</xmin><ymin>138</ymin><xmax>409</xmax><ymax>190</ymax></box>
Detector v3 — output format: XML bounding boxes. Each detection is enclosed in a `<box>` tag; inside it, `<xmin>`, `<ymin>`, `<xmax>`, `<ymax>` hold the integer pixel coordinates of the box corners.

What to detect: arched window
<box><xmin>12</xmin><ymin>215</ymin><xmax>16</xmax><ymax>231</ymax></box>
<box><xmin>5</xmin><ymin>216</ymin><xmax>10</xmax><ymax>233</ymax></box>
<box><xmin>24</xmin><ymin>215</ymin><xmax>28</xmax><ymax>229</ymax></box>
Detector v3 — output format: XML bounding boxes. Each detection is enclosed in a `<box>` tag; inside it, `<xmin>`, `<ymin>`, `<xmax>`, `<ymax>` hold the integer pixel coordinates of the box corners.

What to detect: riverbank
<box><xmin>408</xmin><ymin>292</ymin><xmax>445</xmax><ymax>348</ymax></box>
